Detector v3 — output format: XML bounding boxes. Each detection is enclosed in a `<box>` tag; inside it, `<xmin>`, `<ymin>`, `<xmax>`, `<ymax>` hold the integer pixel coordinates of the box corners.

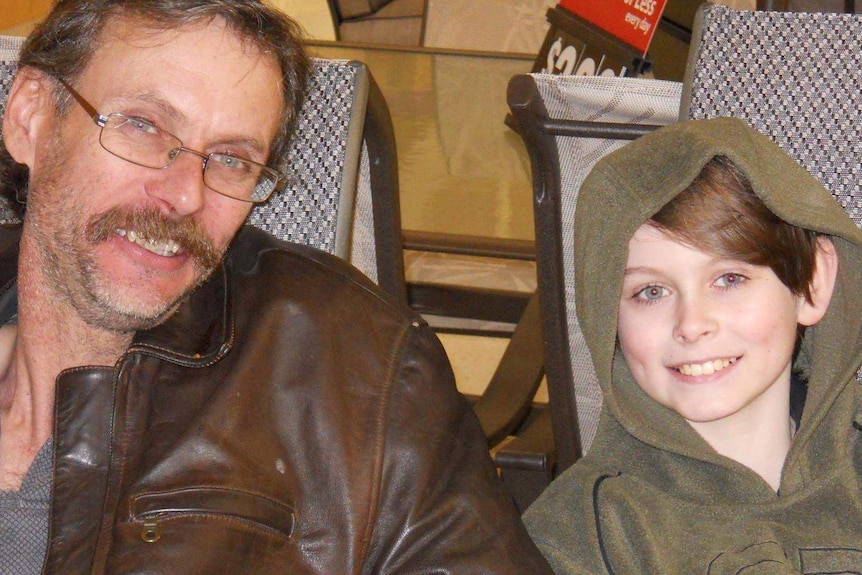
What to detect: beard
<box><xmin>24</xmin><ymin>142</ymin><xmax>228</xmax><ymax>334</ymax></box>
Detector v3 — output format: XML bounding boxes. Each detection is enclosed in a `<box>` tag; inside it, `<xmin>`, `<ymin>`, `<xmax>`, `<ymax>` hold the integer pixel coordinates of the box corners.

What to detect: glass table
<box><xmin>306</xmin><ymin>42</ymin><xmax>537</xmax><ymax>246</ymax></box>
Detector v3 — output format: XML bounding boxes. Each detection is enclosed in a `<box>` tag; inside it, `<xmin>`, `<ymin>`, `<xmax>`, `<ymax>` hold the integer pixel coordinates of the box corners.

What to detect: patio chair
<box><xmin>506</xmin><ymin>72</ymin><xmax>681</xmax><ymax>474</ymax></box>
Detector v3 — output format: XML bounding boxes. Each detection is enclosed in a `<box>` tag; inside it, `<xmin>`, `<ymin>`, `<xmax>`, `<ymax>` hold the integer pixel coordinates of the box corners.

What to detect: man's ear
<box><xmin>2</xmin><ymin>67</ymin><xmax>57</xmax><ymax>169</ymax></box>
<box><xmin>797</xmin><ymin>236</ymin><xmax>838</xmax><ymax>327</ymax></box>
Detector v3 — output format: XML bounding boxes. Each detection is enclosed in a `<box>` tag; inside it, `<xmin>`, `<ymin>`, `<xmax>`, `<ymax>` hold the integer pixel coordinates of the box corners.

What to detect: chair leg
<box><xmin>495</xmin><ymin>409</ymin><xmax>557</xmax><ymax>513</ymax></box>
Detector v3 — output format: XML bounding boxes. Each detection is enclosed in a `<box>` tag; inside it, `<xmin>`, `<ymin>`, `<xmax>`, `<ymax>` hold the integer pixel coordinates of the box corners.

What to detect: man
<box><xmin>0</xmin><ymin>1</ymin><xmax>551</xmax><ymax>573</ymax></box>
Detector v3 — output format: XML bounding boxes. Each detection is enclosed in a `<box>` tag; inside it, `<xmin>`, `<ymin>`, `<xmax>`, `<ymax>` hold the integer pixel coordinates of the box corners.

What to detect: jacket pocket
<box><xmin>130</xmin><ymin>486</ymin><xmax>295</xmax><ymax>543</ymax></box>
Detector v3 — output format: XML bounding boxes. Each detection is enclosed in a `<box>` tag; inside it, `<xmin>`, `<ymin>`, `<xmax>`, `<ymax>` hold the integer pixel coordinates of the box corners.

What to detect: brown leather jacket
<box><xmin>0</xmin><ymin>226</ymin><xmax>551</xmax><ymax>574</ymax></box>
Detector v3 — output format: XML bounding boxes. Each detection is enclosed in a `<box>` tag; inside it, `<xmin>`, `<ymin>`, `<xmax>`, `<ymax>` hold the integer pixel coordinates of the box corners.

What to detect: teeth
<box><xmin>678</xmin><ymin>357</ymin><xmax>736</xmax><ymax>376</ymax></box>
<box><xmin>116</xmin><ymin>228</ymin><xmax>180</xmax><ymax>257</ymax></box>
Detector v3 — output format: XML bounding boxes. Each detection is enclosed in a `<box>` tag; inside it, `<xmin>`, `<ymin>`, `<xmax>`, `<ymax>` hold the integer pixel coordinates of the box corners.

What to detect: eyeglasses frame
<box><xmin>54</xmin><ymin>77</ymin><xmax>281</xmax><ymax>204</ymax></box>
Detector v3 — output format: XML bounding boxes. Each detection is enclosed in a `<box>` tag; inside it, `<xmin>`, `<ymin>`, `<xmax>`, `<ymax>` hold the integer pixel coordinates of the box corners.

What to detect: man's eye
<box><xmin>120</xmin><ymin>117</ymin><xmax>161</xmax><ymax>136</ymax></box>
<box><xmin>211</xmin><ymin>154</ymin><xmax>252</xmax><ymax>172</ymax></box>
<box><xmin>634</xmin><ymin>285</ymin><xmax>668</xmax><ymax>302</ymax></box>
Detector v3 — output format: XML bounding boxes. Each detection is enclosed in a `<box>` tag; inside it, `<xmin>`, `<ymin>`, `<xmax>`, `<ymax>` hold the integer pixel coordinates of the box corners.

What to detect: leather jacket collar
<box><xmin>0</xmin><ymin>224</ymin><xmax>249</xmax><ymax>368</ymax></box>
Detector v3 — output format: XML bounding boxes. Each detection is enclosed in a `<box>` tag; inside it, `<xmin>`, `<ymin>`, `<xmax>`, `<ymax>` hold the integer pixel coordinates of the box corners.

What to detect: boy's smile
<box><xmin>616</xmin><ymin>224</ymin><xmax>820</xmax><ymax>433</ymax></box>
<box><xmin>675</xmin><ymin>357</ymin><xmax>736</xmax><ymax>376</ymax></box>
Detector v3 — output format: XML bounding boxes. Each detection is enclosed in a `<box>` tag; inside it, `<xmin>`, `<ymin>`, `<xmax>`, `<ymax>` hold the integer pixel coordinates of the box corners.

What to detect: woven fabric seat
<box><xmin>0</xmin><ymin>36</ymin><xmax>21</xmax><ymax>225</ymax></box>
<box><xmin>683</xmin><ymin>4</ymin><xmax>862</xmax><ymax>226</ymax></box>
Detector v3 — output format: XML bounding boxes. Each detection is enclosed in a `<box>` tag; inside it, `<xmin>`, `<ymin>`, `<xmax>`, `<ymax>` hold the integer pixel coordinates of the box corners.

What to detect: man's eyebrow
<box><xmin>120</xmin><ymin>90</ymin><xmax>187</xmax><ymax>125</ymax></box>
<box><xmin>119</xmin><ymin>91</ymin><xmax>268</xmax><ymax>155</ymax></box>
<box><xmin>206</xmin><ymin>135</ymin><xmax>268</xmax><ymax>157</ymax></box>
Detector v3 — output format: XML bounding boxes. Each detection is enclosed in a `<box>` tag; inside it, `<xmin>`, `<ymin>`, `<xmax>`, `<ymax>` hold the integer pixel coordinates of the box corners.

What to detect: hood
<box><xmin>574</xmin><ymin>116</ymin><xmax>862</xmax><ymax>476</ymax></box>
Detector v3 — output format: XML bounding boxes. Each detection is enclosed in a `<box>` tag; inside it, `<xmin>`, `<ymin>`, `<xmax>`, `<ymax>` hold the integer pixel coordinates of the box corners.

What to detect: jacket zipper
<box><xmin>131</xmin><ymin>487</ymin><xmax>296</xmax><ymax>543</ymax></box>
<box><xmin>133</xmin><ymin>508</ymin><xmax>295</xmax><ymax>543</ymax></box>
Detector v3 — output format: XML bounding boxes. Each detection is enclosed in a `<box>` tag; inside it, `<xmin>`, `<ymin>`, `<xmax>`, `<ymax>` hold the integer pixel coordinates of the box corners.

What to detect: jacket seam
<box><xmin>88</xmin><ymin>358</ymin><xmax>132</xmax><ymax>574</ymax></box>
<box><xmin>356</xmin><ymin>319</ymin><xmax>416</xmax><ymax>573</ymax></box>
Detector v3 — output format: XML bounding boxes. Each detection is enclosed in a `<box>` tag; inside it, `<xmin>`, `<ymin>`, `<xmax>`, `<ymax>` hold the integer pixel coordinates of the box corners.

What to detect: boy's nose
<box><xmin>673</xmin><ymin>296</ymin><xmax>718</xmax><ymax>343</ymax></box>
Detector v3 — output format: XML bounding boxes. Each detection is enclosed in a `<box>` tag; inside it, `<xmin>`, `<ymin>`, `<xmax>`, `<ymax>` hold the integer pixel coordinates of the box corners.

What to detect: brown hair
<box><xmin>0</xmin><ymin>0</ymin><xmax>311</xmax><ymax>211</ymax></box>
<box><xmin>649</xmin><ymin>156</ymin><xmax>819</xmax><ymax>303</ymax></box>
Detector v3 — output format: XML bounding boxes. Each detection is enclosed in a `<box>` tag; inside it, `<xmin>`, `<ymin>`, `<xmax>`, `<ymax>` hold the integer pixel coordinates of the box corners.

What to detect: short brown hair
<box><xmin>649</xmin><ymin>156</ymin><xmax>819</xmax><ymax>303</ymax></box>
<box><xmin>0</xmin><ymin>0</ymin><xmax>310</xmax><ymax>211</ymax></box>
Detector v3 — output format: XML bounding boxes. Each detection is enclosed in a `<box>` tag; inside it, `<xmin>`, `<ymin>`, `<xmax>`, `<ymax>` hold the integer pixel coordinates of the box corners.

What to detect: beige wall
<box><xmin>268</xmin><ymin>0</ymin><xmax>337</xmax><ymax>40</ymax></box>
<box><xmin>0</xmin><ymin>0</ymin><xmax>52</xmax><ymax>33</ymax></box>
<box><xmin>712</xmin><ymin>0</ymin><xmax>757</xmax><ymax>9</ymax></box>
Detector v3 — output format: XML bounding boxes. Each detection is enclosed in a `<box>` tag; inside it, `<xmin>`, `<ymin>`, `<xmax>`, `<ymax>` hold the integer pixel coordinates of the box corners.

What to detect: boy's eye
<box><xmin>714</xmin><ymin>273</ymin><xmax>746</xmax><ymax>288</ymax></box>
<box><xmin>634</xmin><ymin>285</ymin><xmax>668</xmax><ymax>302</ymax></box>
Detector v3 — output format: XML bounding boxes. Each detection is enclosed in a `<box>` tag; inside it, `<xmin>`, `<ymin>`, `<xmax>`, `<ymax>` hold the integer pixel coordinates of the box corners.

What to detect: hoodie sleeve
<box><xmin>523</xmin><ymin>470</ymin><xmax>609</xmax><ymax>575</ymax></box>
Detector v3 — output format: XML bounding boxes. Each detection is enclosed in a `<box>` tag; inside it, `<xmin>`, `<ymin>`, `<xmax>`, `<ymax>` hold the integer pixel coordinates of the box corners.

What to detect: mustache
<box><xmin>86</xmin><ymin>207</ymin><xmax>222</xmax><ymax>270</ymax></box>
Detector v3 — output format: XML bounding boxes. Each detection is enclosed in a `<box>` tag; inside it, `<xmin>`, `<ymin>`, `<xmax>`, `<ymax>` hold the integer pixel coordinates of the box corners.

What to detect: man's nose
<box><xmin>145</xmin><ymin>148</ymin><xmax>207</xmax><ymax>216</ymax></box>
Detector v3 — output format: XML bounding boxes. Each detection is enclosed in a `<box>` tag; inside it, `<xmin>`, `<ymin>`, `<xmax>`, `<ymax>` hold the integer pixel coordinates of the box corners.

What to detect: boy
<box><xmin>524</xmin><ymin>117</ymin><xmax>862</xmax><ymax>574</ymax></box>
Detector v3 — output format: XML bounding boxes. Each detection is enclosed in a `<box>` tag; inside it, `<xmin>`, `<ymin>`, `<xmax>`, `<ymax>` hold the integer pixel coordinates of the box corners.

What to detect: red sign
<box><xmin>558</xmin><ymin>0</ymin><xmax>668</xmax><ymax>55</ymax></box>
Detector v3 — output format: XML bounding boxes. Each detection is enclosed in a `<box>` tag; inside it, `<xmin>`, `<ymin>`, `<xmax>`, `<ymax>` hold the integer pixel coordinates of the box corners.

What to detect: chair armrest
<box><xmin>494</xmin><ymin>408</ymin><xmax>557</xmax><ymax>513</ymax></box>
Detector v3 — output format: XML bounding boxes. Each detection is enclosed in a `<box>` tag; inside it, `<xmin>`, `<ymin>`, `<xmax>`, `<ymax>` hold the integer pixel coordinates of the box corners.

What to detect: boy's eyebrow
<box><xmin>623</xmin><ymin>266</ymin><xmax>656</xmax><ymax>276</ymax></box>
<box><xmin>623</xmin><ymin>256</ymin><xmax>750</xmax><ymax>277</ymax></box>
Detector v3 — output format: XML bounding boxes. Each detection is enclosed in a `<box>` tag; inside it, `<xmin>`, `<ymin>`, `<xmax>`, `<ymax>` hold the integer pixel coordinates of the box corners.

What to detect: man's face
<box><xmin>22</xmin><ymin>17</ymin><xmax>283</xmax><ymax>332</ymax></box>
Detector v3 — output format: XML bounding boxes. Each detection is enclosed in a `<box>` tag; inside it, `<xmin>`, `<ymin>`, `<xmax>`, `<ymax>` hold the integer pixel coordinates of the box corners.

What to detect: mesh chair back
<box><xmin>683</xmin><ymin>4</ymin><xmax>862</xmax><ymax>380</ymax></box>
<box><xmin>508</xmin><ymin>73</ymin><xmax>680</xmax><ymax>469</ymax></box>
<box><xmin>0</xmin><ymin>36</ymin><xmax>18</xmax><ymax>121</ymax></box>
<box><xmin>683</xmin><ymin>4</ymin><xmax>862</xmax><ymax>225</ymax></box>
<box><xmin>249</xmin><ymin>58</ymin><xmax>367</xmax><ymax>258</ymax></box>
<box><xmin>241</xmin><ymin>57</ymin><xmax>405</xmax><ymax>299</ymax></box>
<box><xmin>0</xmin><ymin>36</ymin><xmax>22</xmax><ymax>224</ymax></box>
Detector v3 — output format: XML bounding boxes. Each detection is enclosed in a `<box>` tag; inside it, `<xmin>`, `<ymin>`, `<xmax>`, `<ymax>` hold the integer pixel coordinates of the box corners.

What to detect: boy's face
<box><xmin>617</xmin><ymin>224</ymin><xmax>811</xmax><ymax>430</ymax></box>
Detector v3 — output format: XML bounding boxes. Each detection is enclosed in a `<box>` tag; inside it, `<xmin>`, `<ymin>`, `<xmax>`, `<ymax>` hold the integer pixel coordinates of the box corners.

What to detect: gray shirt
<box><xmin>0</xmin><ymin>438</ymin><xmax>52</xmax><ymax>574</ymax></box>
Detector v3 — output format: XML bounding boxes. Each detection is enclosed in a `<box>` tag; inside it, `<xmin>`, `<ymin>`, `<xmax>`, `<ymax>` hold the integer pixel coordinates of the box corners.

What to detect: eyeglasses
<box><xmin>56</xmin><ymin>77</ymin><xmax>280</xmax><ymax>203</ymax></box>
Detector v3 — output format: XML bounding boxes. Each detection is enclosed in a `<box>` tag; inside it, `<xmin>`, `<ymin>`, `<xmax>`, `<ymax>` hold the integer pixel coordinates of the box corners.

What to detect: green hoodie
<box><xmin>523</xmin><ymin>117</ymin><xmax>862</xmax><ymax>575</ymax></box>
